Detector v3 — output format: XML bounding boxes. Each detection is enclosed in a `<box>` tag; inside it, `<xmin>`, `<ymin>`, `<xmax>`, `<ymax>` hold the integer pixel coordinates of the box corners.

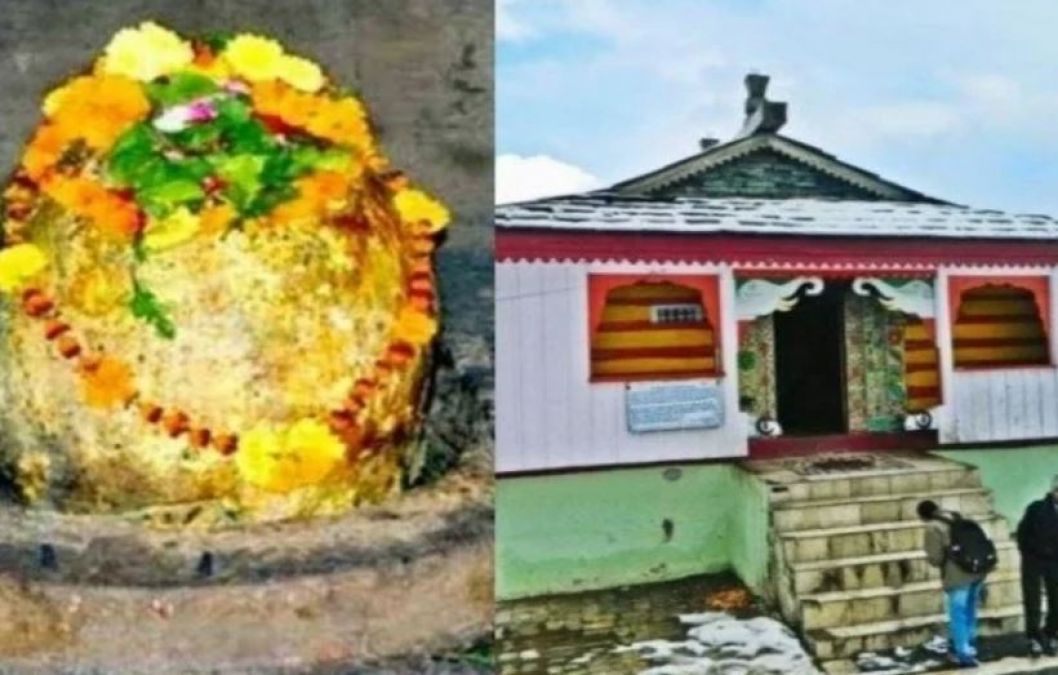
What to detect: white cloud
<box><xmin>497</xmin><ymin>0</ymin><xmax>535</xmax><ymax>42</ymax></box>
<box><xmin>496</xmin><ymin>154</ymin><xmax>602</xmax><ymax>204</ymax></box>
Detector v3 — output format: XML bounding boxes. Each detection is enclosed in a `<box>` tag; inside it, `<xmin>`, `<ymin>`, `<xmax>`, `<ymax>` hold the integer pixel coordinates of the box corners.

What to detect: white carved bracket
<box><xmin>852</xmin><ymin>277</ymin><xmax>935</xmax><ymax>318</ymax></box>
<box><xmin>736</xmin><ymin>276</ymin><xmax>824</xmax><ymax>321</ymax></box>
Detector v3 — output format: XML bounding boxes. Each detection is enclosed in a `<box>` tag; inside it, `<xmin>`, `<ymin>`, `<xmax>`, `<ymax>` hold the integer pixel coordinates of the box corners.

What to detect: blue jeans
<box><xmin>946</xmin><ymin>580</ymin><xmax>983</xmax><ymax>662</ymax></box>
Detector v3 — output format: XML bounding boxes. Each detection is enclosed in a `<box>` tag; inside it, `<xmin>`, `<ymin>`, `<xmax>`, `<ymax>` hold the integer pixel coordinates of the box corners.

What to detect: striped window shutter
<box><xmin>953</xmin><ymin>284</ymin><xmax>1050</xmax><ymax>369</ymax></box>
<box><xmin>903</xmin><ymin>318</ymin><xmax>940</xmax><ymax>411</ymax></box>
<box><xmin>590</xmin><ymin>281</ymin><xmax>718</xmax><ymax>381</ymax></box>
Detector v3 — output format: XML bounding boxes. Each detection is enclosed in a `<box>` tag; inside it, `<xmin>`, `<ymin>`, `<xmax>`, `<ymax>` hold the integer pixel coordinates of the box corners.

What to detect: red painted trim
<box><xmin>906</xmin><ymin>386</ymin><xmax>942</xmax><ymax>398</ymax></box>
<box><xmin>906</xmin><ymin>362</ymin><xmax>939</xmax><ymax>373</ymax></box>
<box><xmin>598</xmin><ymin>320</ymin><xmax>712</xmax><ymax>332</ymax></box>
<box><xmin>956</xmin><ymin>315</ymin><xmax>1043</xmax><ymax>325</ymax></box>
<box><xmin>590</xmin><ymin>346</ymin><xmax>716</xmax><ymax>361</ymax></box>
<box><xmin>607</xmin><ymin>296</ymin><xmax>701</xmax><ymax>306</ymax></box>
<box><xmin>954</xmin><ymin>359</ymin><xmax>1052</xmax><ymax>370</ymax></box>
<box><xmin>748</xmin><ymin>431</ymin><xmax>939</xmax><ymax>458</ymax></box>
<box><xmin>905</xmin><ymin>340</ymin><xmax>938</xmax><ymax>350</ymax></box>
<box><xmin>953</xmin><ymin>336</ymin><xmax>1047</xmax><ymax>347</ymax></box>
<box><xmin>497</xmin><ymin>229</ymin><xmax>1058</xmax><ymax>267</ymax></box>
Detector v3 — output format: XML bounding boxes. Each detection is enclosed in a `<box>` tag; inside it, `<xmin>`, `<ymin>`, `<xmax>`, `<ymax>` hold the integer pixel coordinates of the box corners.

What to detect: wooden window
<box><xmin>950</xmin><ymin>278</ymin><xmax>1051</xmax><ymax>369</ymax></box>
<box><xmin>588</xmin><ymin>274</ymin><xmax>721</xmax><ymax>382</ymax></box>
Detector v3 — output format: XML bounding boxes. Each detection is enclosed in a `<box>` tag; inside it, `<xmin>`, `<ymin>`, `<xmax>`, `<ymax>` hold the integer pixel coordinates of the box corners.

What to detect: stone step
<box><xmin>780</xmin><ymin>516</ymin><xmax>1010</xmax><ymax>564</ymax></box>
<box><xmin>772</xmin><ymin>488</ymin><xmax>993</xmax><ymax>532</ymax></box>
<box><xmin>806</xmin><ymin>604</ymin><xmax>1024</xmax><ymax>661</ymax></box>
<box><xmin>768</xmin><ymin>464</ymin><xmax>982</xmax><ymax>504</ymax></box>
<box><xmin>786</xmin><ymin>541</ymin><xmax>1020</xmax><ymax>595</ymax></box>
<box><xmin>801</xmin><ymin>572</ymin><xmax>1022</xmax><ymax>630</ymax></box>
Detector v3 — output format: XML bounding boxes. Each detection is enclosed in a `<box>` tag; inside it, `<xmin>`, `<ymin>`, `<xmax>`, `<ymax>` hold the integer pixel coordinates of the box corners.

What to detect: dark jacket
<box><xmin>1017</xmin><ymin>493</ymin><xmax>1058</xmax><ymax>561</ymax></box>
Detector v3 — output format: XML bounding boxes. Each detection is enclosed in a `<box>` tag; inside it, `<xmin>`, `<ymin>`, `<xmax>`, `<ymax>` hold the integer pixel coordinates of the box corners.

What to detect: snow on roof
<box><xmin>495</xmin><ymin>194</ymin><xmax>1058</xmax><ymax>241</ymax></box>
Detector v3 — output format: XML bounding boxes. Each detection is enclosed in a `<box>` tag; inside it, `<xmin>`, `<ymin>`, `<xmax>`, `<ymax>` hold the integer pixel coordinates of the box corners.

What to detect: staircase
<box><xmin>743</xmin><ymin>453</ymin><xmax>1024</xmax><ymax>673</ymax></box>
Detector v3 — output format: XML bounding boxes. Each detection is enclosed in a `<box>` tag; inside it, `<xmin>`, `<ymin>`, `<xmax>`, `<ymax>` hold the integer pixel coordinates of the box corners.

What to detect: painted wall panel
<box><xmin>495</xmin><ymin>464</ymin><xmax>765</xmax><ymax>599</ymax></box>
<box><xmin>496</xmin><ymin>261</ymin><xmax>748</xmax><ymax>473</ymax></box>
<box><xmin>936</xmin><ymin>446</ymin><xmax>1058</xmax><ymax>526</ymax></box>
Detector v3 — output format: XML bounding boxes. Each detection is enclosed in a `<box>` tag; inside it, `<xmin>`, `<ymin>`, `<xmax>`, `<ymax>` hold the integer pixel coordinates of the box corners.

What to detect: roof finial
<box><xmin>737</xmin><ymin>73</ymin><xmax>786</xmax><ymax>138</ymax></box>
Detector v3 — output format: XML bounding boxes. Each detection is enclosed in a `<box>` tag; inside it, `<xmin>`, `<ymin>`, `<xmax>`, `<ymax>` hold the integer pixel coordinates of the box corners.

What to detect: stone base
<box><xmin>0</xmin><ymin>469</ymin><xmax>494</xmax><ymax>672</ymax></box>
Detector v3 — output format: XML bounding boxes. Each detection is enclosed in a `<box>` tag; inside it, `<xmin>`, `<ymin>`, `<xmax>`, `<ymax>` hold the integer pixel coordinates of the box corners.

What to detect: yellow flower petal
<box><xmin>0</xmin><ymin>244</ymin><xmax>48</xmax><ymax>293</ymax></box>
<box><xmin>42</xmin><ymin>84</ymin><xmax>70</xmax><ymax>117</ymax></box>
<box><xmin>393</xmin><ymin>188</ymin><xmax>450</xmax><ymax>232</ymax></box>
<box><xmin>143</xmin><ymin>207</ymin><xmax>201</xmax><ymax>252</ymax></box>
<box><xmin>236</xmin><ymin>419</ymin><xmax>346</xmax><ymax>493</ymax></box>
<box><xmin>102</xmin><ymin>22</ymin><xmax>193</xmax><ymax>82</ymax></box>
<box><xmin>394</xmin><ymin>307</ymin><xmax>438</xmax><ymax>345</ymax></box>
<box><xmin>277</xmin><ymin>55</ymin><xmax>324</xmax><ymax>92</ymax></box>
<box><xmin>69</xmin><ymin>267</ymin><xmax>130</xmax><ymax>316</ymax></box>
<box><xmin>223</xmin><ymin>34</ymin><xmax>285</xmax><ymax>82</ymax></box>
<box><xmin>235</xmin><ymin>425</ymin><xmax>283</xmax><ymax>491</ymax></box>
<box><xmin>80</xmin><ymin>356</ymin><xmax>136</xmax><ymax>409</ymax></box>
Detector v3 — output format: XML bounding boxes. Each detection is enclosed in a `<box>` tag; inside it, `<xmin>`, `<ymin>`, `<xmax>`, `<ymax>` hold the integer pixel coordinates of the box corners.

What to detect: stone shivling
<box><xmin>0</xmin><ymin>22</ymin><xmax>450</xmax><ymax>525</ymax></box>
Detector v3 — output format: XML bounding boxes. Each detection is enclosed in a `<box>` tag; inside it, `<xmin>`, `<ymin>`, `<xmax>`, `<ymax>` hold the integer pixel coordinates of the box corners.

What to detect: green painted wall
<box><xmin>936</xmin><ymin>445</ymin><xmax>1058</xmax><ymax>526</ymax></box>
<box><xmin>728</xmin><ymin>467</ymin><xmax>772</xmax><ymax>591</ymax></box>
<box><xmin>496</xmin><ymin>463</ymin><xmax>769</xmax><ymax>600</ymax></box>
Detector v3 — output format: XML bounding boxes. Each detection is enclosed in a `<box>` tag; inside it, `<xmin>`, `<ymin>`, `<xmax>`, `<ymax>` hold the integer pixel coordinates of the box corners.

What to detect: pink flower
<box><xmin>186</xmin><ymin>99</ymin><xmax>217</xmax><ymax>123</ymax></box>
<box><xmin>153</xmin><ymin>96</ymin><xmax>218</xmax><ymax>133</ymax></box>
<box><xmin>222</xmin><ymin>80</ymin><xmax>251</xmax><ymax>95</ymax></box>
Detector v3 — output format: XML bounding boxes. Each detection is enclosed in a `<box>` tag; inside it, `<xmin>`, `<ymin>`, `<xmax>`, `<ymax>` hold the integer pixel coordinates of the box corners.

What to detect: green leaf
<box><xmin>213</xmin><ymin>154</ymin><xmax>266</xmax><ymax>212</ymax></box>
<box><xmin>169</xmin><ymin>123</ymin><xmax>222</xmax><ymax>152</ymax></box>
<box><xmin>214</xmin><ymin>97</ymin><xmax>252</xmax><ymax>126</ymax></box>
<box><xmin>146</xmin><ymin>71</ymin><xmax>219</xmax><ymax>107</ymax></box>
<box><xmin>315</xmin><ymin>148</ymin><xmax>353</xmax><ymax>171</ymax></box>
<box><xmin>260</xmin><ymin>151</ymin><xmax>298</xmax><ymax>187</ymax></box>
<box><xmin>132</xmin><ymin>234</ymin><xmax>148</xmax><ymax>263</ymax></box>
<box><xmin>290</xmin><ymin>145</ymin><xmax>352</xmax><ymax>173</ymax></box>
<box><xmin>244</xmin><ymin>183</ymin><xmax>298</xmax><ymax>217</ymax></box>
<box><xmin>202</xmin><ymin>32</ymin><xmax>235</xmax><ymax>53</ymax></box>
<box><xmin>106</xmin><ymin>123</ymin><xmax>159</xmax><ymax>185</ymax></box>
<box><xmin>173</xmin><ymin>157</ymin><xmax>214</xmax><ymax>181</ymax></box>
<box><xmin>130</xmin><ymin>281</ymin><xmax>176</xmax><ymax>339</ymax></box>
<box><xmin>138</xmin><ymin>179</ymin><xmax>205</xmax><ymax>218</ymax></box>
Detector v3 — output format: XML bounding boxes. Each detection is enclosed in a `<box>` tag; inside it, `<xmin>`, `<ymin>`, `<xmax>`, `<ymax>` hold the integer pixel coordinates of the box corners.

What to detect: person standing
<box><xmin>919</xmin><ymin>499</ymin><xmax>987</xmax><ymax>668</ymax></box>
<box><xmin>1016</xmin><ymin>476</ymin><xmax>1058</xmax><ymax>657</ymax></box>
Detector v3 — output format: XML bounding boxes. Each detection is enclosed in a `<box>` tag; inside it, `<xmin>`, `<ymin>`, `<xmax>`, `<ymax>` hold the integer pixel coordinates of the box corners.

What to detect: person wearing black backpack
<box><xmin>1016</xmin><ymin>477</ymin><xmax>1058</xmax><ymax>657</ymax></box>
<box><xmin>919</xmin><ymin>499</ymin><xmax>995</xmax><ymax>668</ymax></box>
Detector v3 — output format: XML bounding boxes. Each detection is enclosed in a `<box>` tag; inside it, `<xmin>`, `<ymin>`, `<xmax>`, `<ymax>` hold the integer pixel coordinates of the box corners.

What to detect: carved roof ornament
<box><xmin>852</xmin><ymin>277</ymin><xmax>936</xmax><ymax>318</ymax></box>
<box><xmin>736</xmin><ymin>73</ymin><xmax>787</xmax><ymax>139</ymax></box>
<box><xmin>736</xmin><ymin>276</ymin><xmax>824</xmax><ymax>321</ymax></box>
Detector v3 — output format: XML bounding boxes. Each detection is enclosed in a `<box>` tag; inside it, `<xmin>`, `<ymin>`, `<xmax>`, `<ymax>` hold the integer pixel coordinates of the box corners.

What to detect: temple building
<box><xmin>495</xmin><ymin>74</ymin><xmax>1058</xmax><ymax>669</ymax></box>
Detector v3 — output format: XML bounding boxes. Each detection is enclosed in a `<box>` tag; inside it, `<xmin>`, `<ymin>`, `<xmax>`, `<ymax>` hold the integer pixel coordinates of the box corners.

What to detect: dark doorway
<box><xmin>774</xmin><ymin>282</ymin><xmax>847</xmax><ymax>435</ymax></box>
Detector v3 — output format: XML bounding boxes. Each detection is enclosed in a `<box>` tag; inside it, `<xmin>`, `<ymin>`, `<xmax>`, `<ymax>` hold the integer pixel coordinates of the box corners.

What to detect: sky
<box><xmin>496</xmin><ymin>0</ymin><xmax>1058</xmax><ymax>212</ymax></box>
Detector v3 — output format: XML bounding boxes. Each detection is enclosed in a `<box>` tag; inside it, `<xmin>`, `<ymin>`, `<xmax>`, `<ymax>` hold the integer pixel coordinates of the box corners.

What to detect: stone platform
<box><xmin>0</xmin><ymin>468</ymin><xmax>494</xmax><ymax>673</ymax></box>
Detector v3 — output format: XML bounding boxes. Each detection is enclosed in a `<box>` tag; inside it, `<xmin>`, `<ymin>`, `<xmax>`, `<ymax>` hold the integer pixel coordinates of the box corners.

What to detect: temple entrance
<box><xmin>774</xmin><ymin>281</ymin><xmax>847</xmax><ymax>435</ymax></box>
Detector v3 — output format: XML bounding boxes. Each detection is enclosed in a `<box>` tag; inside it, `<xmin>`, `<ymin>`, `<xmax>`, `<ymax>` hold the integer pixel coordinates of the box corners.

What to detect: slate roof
<box><xmin>495</xmin><ymin>194</ymin><xmax>1058</xmax><ymax>241</ymax></box>
<box><xmin>611</xmin><ymin>134</ymin><xmax>941</xmax><ymax>203</ymax></box>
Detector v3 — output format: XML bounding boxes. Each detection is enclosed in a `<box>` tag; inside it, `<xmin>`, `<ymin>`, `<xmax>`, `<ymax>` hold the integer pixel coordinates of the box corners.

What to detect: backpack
<box><xmin>943</xmin><ymin>512</ymin><xmax>998</xmax><ymax>575</ymax></box>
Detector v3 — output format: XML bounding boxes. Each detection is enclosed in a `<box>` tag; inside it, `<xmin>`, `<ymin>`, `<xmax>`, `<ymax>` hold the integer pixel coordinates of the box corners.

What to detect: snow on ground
<box><xmin>613</xmin><ymin>611</ymin><xmax>819</xmax><ymax>674</ymax></box>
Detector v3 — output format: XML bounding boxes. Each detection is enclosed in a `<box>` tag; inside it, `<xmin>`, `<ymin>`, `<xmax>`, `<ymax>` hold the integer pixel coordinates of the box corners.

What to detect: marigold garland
<box><xmin>0</xmin><ymin>22</ymin><xmax>450</xmax><ymax>512</ymax></box>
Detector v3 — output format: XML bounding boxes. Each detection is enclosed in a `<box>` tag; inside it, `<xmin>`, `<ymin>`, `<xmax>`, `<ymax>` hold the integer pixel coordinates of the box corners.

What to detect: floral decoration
<box><xmin>0</xmin><ymin>23</ymin><xmax>449</xmax><ymax>507</ymax></box>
